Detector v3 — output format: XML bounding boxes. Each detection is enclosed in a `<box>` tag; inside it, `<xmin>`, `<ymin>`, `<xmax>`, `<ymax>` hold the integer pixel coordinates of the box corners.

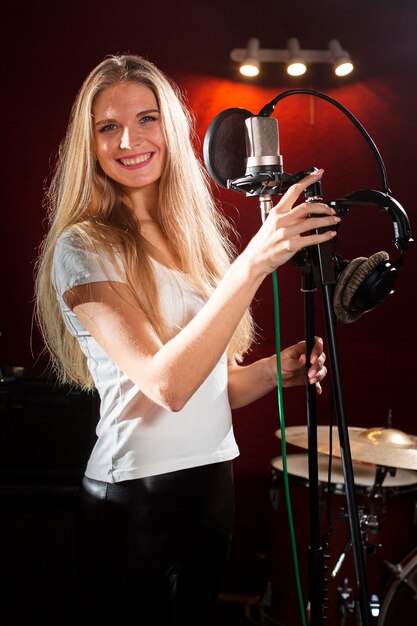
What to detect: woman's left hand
<box><xmin>280</xmin><ymin>336</ymin><xmax>327</xmax><ymax>394</ymax></box>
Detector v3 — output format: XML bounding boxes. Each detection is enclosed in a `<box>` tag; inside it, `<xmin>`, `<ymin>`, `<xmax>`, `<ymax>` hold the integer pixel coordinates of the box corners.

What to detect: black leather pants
<box><xmin>76</xmin><ymin>461</ymin><xmax>234</xmax><ymax>626</ymax></box>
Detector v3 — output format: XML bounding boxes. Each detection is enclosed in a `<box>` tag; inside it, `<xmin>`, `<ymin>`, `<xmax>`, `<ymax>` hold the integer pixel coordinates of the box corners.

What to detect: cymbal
<box><xmin>271</xmin><ymin>454</ymin><xmax>417</xmax><ymax>488</ymax></box>
<box><xmin>275</xmin><ymin>425</ymin><xmax>417</xmax><ymax>471</ymax></box>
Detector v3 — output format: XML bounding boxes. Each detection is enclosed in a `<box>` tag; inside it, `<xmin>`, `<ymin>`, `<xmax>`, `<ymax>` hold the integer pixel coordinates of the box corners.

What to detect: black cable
<box><xmin>258</xmin><ymin>89</ymin><xmax>390</xmax><ymax>194</ymax></box>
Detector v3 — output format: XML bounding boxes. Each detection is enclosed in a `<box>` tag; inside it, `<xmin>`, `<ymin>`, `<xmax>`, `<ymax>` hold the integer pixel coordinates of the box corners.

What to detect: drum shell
<box><xmin>265</xmin><ymin>454</ymin><xmax>417</xmax><ymax>626</ymax></box>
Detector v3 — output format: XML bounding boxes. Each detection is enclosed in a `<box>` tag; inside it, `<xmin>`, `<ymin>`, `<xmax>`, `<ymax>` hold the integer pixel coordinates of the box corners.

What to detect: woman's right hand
<box><xmin>241</xmin><ymin>169</ymin><xmax>340</xmax><ymax>276</ymax></box>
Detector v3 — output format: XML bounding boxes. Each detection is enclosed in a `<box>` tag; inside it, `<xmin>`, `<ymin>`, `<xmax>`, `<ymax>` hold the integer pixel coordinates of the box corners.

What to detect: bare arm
<box><xmin>66</xmin><ymin>171</ymin><xmax>338</xmax><ymax>411</ymax></box>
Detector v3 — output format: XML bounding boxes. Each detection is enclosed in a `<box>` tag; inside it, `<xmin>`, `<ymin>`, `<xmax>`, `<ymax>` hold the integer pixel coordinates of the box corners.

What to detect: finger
<box><xmin>308</xmin><ymin>365</ymin><xmax>327</xmax><ymax>383</ymax></box>
<box><xmin>274</xmin><ymin>204</ymin><xmax>336</xmax><ymax>232</ymax></box>
<box><xmin>298</xmin><ymin>353</ymin><xmax>307</xmax><ymax>365</ymax></box>
<box><xmin>292</xmin><ymin>229</ymin><xmax>338</xmax><ymax>250</ymax></box>
<box><xmin>318</xmin><ymin>352</ymin><xmax>327</xmax><ymax>366</ymax></box>
<box><xmin>310</xmin><ymin>337</ymin><xmax>324</xmax><ymax>364</ymax></box>
<box><xmin>288</xmin><ymin>202</ymin><xmax>335</xmax><ymax>220</ymax></box>
<box><xmin>290</xmin><ymin>214</ymin><xmax>341</xmax><ymax>237</ymax></box>
<box><xmin>274</xmin><ymin>169</ymin><xmax>324</xmax><ymax>215</ymax></box>
<box><xmin>271</xmin><ymin>209</ymin><xmax>340</xmax><ymax>242</ymax></box>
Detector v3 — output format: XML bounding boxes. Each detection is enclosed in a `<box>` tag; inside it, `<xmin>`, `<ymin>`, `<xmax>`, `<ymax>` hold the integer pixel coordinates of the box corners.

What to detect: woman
<box><xmin>35</xmin><ymin>54</ymin><xmax>337</xmax><ymax>625</ymax></box>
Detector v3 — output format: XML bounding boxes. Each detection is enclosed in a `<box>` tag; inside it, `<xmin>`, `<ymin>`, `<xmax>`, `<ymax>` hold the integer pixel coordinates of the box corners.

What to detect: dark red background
<box><xmin>3</xmin><ymin>0</ymin><xmax>417</xmax><ymax>611</ymax></box>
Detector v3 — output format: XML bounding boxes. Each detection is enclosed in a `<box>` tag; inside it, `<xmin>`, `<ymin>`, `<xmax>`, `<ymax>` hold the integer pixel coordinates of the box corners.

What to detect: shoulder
<box><xmin>52</xmin><ymin>228</ymin><xmax>127</xmax><ymax>295</ymax></box>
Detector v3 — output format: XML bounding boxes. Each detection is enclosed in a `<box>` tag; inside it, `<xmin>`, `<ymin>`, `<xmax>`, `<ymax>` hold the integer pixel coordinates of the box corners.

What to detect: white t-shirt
<box><xmin>52</xmin><ymin>231</ymin><xmax>239</xmax><ymax>482</ymax></box>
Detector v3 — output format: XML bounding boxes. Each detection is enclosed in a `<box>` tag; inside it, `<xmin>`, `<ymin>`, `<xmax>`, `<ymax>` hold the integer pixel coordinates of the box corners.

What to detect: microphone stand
<box><xmin>301</xmin><ymin>253</ymin><xmax>326</xmax><ymax>626</ymax></box>
<box><xmin>260</xmin><ymin>180</ymin><xmax>372</xmax><ymax>626</ymax></box>
<box><xmin>305</xmin><ymin>180</ymin><xmax>371</xmax><ymax>626</ymax></box>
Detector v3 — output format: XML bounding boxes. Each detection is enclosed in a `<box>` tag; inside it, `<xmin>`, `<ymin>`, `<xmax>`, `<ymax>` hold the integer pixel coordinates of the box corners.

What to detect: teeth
<box><xmin>120</xmin><ymin>153</ymin><xmax>151</xmax><ymax>166</ymax></box>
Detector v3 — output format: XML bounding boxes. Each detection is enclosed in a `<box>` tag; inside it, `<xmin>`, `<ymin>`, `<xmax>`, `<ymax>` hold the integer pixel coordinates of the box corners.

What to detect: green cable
<box><xmin>272</xmin><ymin>269</ymin><xmax>307</xmax><ymax>626</ymax></box>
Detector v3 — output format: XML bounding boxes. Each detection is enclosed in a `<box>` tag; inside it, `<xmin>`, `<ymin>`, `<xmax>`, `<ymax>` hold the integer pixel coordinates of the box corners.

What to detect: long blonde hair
<box><xmin>35</xmin><ymin>54</ymin><xmax>254</xmax><ymax>389</ymax></box>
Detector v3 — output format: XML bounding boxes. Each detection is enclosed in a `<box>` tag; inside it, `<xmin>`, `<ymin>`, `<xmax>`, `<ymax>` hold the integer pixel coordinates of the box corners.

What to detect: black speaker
<box><xmin>0</xmin><ymin>371</ymin><xmax>98</xmax><ymax>480</ymax></box>
<box><xmin>0</xmin><ymin>371</ymin><xmax>98</xmax><ymax>625</ymax></box>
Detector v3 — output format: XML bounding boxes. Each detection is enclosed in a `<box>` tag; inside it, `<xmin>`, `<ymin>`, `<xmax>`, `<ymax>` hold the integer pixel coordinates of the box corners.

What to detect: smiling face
<box><xmin>93</xmin><ymin>82</ymin><xmax>167</xmax><ymax>201</ymax></box>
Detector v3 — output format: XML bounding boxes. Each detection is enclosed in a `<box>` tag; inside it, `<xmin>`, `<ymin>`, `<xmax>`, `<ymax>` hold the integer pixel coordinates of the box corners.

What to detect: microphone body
<box><xmin>244</xmin><ymin>116</ymin><xmax>283</xmax><ymax>178</ymax></box>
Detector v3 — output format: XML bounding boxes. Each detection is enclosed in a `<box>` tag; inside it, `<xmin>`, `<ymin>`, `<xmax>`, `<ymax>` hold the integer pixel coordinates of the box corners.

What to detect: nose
<box><xmin>120</xmin><ymin>125</ymin><xmax>143</xmax><ymax>150</ymax></box>
<box><xmin>120</xmin><ymin>127</ymin><xmax>132</xmax><ymax>150</ymax></box>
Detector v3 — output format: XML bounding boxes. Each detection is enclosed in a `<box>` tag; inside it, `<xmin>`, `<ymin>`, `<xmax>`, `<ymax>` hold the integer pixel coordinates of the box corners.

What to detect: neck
<box><xmin>123</xmin><ymin>181</ymin><xmax>160</xmax><ymax>221</ymax></box>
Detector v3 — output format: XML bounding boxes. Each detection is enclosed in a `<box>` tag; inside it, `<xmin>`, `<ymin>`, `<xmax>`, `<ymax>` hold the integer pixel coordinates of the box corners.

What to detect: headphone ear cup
<box><xmin>333</xmin><ymin>251</ymin><xmax>396</xmax><ymax>323</ymax></box>
<box><xmin>334</xmin><ymin>257</ymin><xmax>367</xmax><ymax>323</ymax></box>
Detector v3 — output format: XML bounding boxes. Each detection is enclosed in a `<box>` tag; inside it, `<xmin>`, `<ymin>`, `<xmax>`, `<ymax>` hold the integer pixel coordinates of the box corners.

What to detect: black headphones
<box><xmin>330</xmin><ymin>189</ymin><xmax>413</xmax><ymax>323</ymax></box>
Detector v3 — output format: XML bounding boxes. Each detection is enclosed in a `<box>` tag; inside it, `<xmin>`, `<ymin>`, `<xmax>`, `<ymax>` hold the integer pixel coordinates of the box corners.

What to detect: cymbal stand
<box><xmin>295</xmin><ymin>179</ymin><xmax>372</xmax><ymax>626</ymax></box>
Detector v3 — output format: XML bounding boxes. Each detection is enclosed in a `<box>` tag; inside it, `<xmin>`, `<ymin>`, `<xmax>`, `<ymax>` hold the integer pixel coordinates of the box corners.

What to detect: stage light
<box><xmin>230</xmin><ymin>38</ymin><xmax>354</xmax><ymax>79</ymax></box>
<box><xmin>239</xmin><ymin>38</ymin><xmax>260</xmax><ymax>77</ymax></box>
<box><xmin>328</xmin><ymin>39</ymin><xmax>354</xmax><ymax>76</ymax></box>
<box><xmin>286</xmin><ymin>38</ymin><xmax>307</xmax><ymax>76</ymax></box>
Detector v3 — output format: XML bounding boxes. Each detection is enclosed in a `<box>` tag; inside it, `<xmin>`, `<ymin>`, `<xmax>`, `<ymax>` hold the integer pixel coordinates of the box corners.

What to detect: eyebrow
<box><xmin>94</xmin><ymin>109</ymin><xmax>160</xmax><ymax>127</ymax></box>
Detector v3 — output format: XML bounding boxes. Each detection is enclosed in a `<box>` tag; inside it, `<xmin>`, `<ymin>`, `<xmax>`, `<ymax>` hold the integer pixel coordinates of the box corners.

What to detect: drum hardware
<box><xmin>267</xmin><ymin>453</ymin><xmax>417</xmax><ymax>626</ymax></box>
<box><xmin>369</xmin><ymin>594</ymin><xmax>380</xmax><ymax>619</ymax></box>
<box><xmin>261</xmin><ymin>451</ymin><xmax>417</xmax><ymax>626</ymax></box>
<box><xmin>330</xmin><ymin>465</ymin><xmax>415</xmax><ymax>625</ymax></box>
<box><xmin>337</xmin><ymin>579</ymin><xmax>381</xmax><ymax>625</ymax></box>
<box><xmin>377</xmin><ymin>548</ymin><xmax>417</xmax><ymax>625</ymax></box>
<box><xmin>338</xmin><ymin>553</ymin><xmax>417</xmax><ymax>626</ymax></box>
<box><xmin>337</xmin><ymin>578</ymin><xmax>355</xmax><ymax>626</ymax></box>
<box><xmin>331</xmin><ymin>506</ymin><xmax>382</xmax><ymax>580</ymax></box>
<box><xmin>368</xmin><ymin>465</ymin><xmax>396</xmax><ymax>505</ymax></box>
<box><xmin>383</xmin><ymin>558</ymin><xmax>417</xmax><ymax>597</ymax></box>
<box><xmin>329</xmin><ymin>466</ymin><xmax>389</xmax><ymax>624</ymax></box>
<box><xmin>337</xmin><ymin>505</ymin><xmax>380</xmax><ymax>533</ymax></box>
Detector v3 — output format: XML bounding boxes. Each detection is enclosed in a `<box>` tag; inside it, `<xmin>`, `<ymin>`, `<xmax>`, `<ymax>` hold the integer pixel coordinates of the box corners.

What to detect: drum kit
<box><xmin>264</xmin><ymin>424</ymin><xmax>417</xmax><ymax>626</ymax></box>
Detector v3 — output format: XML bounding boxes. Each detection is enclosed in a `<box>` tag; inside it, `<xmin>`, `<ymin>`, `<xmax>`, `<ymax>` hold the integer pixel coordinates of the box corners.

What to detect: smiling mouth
<box><xmin>119</xmin><ymin>153</ymin><xmax>152</xmax><ymax>166</ymax></box>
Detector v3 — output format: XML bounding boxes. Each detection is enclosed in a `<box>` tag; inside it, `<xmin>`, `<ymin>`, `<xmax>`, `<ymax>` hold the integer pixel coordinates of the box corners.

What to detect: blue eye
<box><xmin>140</xmin><ymin>115</ymin><xmax>157</xmax><ymax>124</ymax></box>
<box><xmin>98</xmin><ymin>123</ymin><xmax>117</xmax><ymax>133</ymax></box>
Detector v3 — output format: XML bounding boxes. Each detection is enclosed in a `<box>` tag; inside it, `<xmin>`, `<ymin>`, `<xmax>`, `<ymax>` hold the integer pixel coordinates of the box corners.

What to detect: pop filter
<box><xmin>203</xmin><ymin>107</ymin><xmax>253</xmax><ymax>189</ymax></box>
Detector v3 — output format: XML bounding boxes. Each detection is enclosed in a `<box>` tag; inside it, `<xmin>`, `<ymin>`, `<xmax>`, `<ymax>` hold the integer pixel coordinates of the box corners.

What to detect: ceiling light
<box><xmin>328</xmin><ymin>39</ymin><xmax>354</xmax><ymax>76</ymax></box>
<box><xmin>238</xmin><ymin>38</ymin><xmax>260</xmax><ymax>77</ymax></box>
<box><xmin>230</xmin><ymin>38</ymin><xmax>354</xmax><ymax>79</ymax></box>
<box><xmin>286</xmin><ymin>38</ymin><xmax>307</xmax><ymax>76</ymax></box>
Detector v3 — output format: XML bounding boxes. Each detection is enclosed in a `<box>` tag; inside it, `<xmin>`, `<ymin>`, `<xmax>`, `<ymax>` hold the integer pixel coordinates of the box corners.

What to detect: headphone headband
<box><xmin>329</xmin><ymin>189</ymin><xmax>413</xmax><ymax>252</ymax></box>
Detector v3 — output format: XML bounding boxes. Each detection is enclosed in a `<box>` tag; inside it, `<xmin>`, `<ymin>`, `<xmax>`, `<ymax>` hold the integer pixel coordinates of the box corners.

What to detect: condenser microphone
<box><xmin>203</xmin><ymin>107</ymin><xmax>294</xmax><ymax>202</ymax></box>
<box><xmin>244</xmin><ymin>116</ymin><xmax>283</xmax><ymax>178</ymax></box>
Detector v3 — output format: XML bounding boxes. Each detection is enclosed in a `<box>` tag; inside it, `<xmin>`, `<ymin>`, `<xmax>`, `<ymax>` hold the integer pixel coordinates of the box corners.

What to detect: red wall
<box><xmin>3</xmin><ymin>0</ymin><xmax>417</xmax><ymax>601</ymax></box>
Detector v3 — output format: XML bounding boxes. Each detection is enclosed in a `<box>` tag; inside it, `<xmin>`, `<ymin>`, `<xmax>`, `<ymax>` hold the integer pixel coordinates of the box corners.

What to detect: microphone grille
<box><xmin>245</xmin><ymin>117</ymin><xmax>280</xmax><ymax>157</ymax></box>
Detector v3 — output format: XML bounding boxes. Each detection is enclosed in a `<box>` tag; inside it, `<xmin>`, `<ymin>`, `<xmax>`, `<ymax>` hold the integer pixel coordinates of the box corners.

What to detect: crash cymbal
<box><xmin>271</xmin><ymin>453</ymin><xmax>417</xmax><ymax>488</ymax></box>
<box><xmin>276</xmin><ymin>425</ymin><xmax>417</xmax><ymax>471</ymax></box>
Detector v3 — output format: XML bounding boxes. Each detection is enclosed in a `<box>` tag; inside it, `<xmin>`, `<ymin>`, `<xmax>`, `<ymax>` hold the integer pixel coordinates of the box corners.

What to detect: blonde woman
<box><xmin>35</xmin><ymin>55</ymin><xmax>336</xmax><ymax>625</ymax></box>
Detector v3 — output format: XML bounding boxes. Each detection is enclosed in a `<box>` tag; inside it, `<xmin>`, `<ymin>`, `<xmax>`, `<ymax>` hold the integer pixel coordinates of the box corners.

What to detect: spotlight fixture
<box><xmin>328</xmin><ymin>39</ymin><xmax>354</xmax><ymax>76</ymax></box>
<box><xmin>230</xmin><ymin>38</ymin><xmax>354</xmax><ymax>78</ymax></box>
<box><xmin>286</xmin><ymin>38</ymin><xmax>307</xmax><ymax>76</ymax></box>
<box><xmin>239</xmin><ymin>37</ymin><xmax>260</xmax><ymax>77</ymax></box>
